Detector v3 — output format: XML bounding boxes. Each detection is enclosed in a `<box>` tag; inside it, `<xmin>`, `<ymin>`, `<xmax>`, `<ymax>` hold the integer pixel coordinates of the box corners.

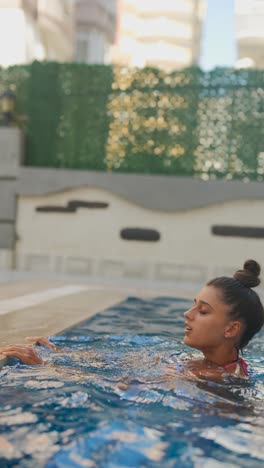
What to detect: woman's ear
<box><xmin>224</xmin><ymin>320</ymin><xmax>242</xmax><ymax>339</ymax></box>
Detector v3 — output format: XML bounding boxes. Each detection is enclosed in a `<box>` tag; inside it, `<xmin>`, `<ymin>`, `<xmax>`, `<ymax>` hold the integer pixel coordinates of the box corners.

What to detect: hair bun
<box><xmin>234</xmin><ymin>259</ymin><xmax>261</xmax><ymax>288</ymax></box>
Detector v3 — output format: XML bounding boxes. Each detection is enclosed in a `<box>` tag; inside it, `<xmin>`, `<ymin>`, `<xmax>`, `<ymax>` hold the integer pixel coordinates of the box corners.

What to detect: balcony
<box><xmin>37</xmin><ymin>0</ymin><xmax>75</xmax><ymax>61</ymax></box>
<box><xmin>130</xmin><ymin>0</ymin><xmax>193</xmax><ymax>15</ymax></box>
<box><xmin>236</xmin><ymin>15</ymin><xmax>264</xmax><ymax>40</ymax></box>
<box><xmin>140</xmin><ymin>41</ymin><xmax>191</xmax><ymax>64</ymax></box>
<box><xmin>137</xmin><ymin>18</ymin><xmax>192</xmax><ymax>41</ymax></box>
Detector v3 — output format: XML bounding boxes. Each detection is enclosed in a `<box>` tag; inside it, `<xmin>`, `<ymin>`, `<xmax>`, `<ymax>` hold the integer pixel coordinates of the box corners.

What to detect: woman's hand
<box><xmin>0</xmin><ymin>337</ymin><xmax>56</xmax><ymax>365</ymax></box>
<box><xmin>25</xmin><ymin>336</ymin><xmax>57</xmax><ymax>350</ymax></box>
<box><xmin>0</xmin><ymin>344</ymin><xmax>43</xmax><ymax>365</ymax></box>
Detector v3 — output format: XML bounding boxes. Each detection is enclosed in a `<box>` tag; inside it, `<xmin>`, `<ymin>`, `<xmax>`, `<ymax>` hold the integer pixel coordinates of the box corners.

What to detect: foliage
<box><xmin>0</xmin><ymin>61</ymin><xmax>263</xmax><ymax>180</ymax></box>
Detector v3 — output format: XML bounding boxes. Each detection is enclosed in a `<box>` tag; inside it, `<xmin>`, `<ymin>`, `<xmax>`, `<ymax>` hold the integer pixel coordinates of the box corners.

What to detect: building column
<box><xmin>0</xmin><ymin>127</ymin><xmax>23</xmax><ymax>269</ymax></box>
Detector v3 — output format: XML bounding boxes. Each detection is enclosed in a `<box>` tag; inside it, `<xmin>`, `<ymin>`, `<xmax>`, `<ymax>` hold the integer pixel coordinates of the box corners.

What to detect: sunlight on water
<box><xmin>0</xmin><ymin>296</ymin><xmax>264</xmax><ymax>467</ymax></box>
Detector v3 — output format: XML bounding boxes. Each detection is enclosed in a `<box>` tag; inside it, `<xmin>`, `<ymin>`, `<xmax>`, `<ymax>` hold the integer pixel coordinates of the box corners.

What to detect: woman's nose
<box><xmin>184</xmin><ymin>307</ymin><xmax>195</xmax><ymax>319</ymax></box>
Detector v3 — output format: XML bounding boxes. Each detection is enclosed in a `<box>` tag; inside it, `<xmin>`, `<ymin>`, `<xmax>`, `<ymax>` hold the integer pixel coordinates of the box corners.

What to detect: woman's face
<box><xmin>183</xmin><ymin>285</ymin><xmax>234</xmax><ymax>352</ymax></box>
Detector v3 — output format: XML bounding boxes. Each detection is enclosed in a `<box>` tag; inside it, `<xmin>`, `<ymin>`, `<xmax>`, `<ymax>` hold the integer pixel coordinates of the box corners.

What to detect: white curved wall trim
<box><xmin>15</xmin><ymin>187</ymin><xmax>264</xmax><ymax>283</ymax></box>
<box><xmin>18</xmin><ymin>167</ymin><xmax>264</xmax><ymax>212</ymax></box>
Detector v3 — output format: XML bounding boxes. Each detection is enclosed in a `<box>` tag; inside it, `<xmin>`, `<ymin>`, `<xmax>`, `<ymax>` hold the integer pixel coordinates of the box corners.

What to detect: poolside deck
<box><xmin>0</xmin><ymin>271</ymin><xmax>199</xmax><ymax>365</ymax></box>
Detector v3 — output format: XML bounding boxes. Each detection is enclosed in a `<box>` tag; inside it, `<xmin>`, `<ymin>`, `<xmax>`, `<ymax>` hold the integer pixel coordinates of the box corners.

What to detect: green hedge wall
<box><xmin>0</xmin><ymin>61</ymin><xmax>263</xmax><ymax>180</ymax></box>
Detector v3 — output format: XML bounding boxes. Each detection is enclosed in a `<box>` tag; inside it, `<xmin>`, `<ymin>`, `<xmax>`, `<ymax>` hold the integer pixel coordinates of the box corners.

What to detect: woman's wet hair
<box><xmin>207</xmin><ymin>260</ymin><xmax>264</xmax><ymax>350</ymax></box>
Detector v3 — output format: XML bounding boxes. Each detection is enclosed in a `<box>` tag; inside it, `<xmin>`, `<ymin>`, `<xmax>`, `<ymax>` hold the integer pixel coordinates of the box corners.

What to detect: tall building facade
<box><xmin>0</xmin><ymin>0</ymin><xmax>74</xmax><ymax>67</ymax></box>
<box><xmin>235</xmin><ymin>0</ymin><xmax>264</xmax><ymax>68</ymax></box>
<box><xmin>75</xmin><ymin>0</ymin><xmax>117</xmax><ymax>64</ymax></box>
<box><xmin>0</xmin><ymin>1</ymin><xmax>117</xmax><ymax>67</ymax></box>
<box><xmin>37</xmin><ymin>0</ymin><xmax>75</xmax><ymax>61</ymax></box>
<box><xmin>112</xmin><ymin>0</ymin><xmax>207</xmax><ymax>70</ymax></box>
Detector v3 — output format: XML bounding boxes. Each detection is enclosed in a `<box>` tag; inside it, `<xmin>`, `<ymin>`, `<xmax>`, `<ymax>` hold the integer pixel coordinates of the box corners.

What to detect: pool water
<box><xmin>0</xmin><ymin>296</ymin><xmax>264</xmax><ymax>467</ymax></box>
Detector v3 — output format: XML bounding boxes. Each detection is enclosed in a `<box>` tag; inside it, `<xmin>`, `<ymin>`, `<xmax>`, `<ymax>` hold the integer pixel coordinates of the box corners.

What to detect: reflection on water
<box><xmin>0</xmin><ymin>296</ymin><xmax>264</xmax><ymax>467</ymax></box>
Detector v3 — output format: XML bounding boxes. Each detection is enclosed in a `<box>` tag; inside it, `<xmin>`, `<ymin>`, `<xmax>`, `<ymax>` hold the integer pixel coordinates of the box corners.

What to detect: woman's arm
<box><xmin>25</xmin><ymin>336</ymin><xmax>57</xmax><ymax>349</ymax></box>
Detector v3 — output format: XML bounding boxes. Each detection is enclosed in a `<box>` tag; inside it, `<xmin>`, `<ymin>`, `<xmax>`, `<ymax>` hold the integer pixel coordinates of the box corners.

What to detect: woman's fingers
<box><xmin>0</xmin><ymin>345</ymin><xmax>43</xmax><ymax>365</ymax></box>
<box><xmin>0</xmin><ymin>336</ymin><xmax>56</xmax><ymax>366</ymax></box>
<box><xmin>25</xmin><ymin>336</ymin><xmax>57</xmax><ymax>350</ymax></box>
<box><xmin>0</xmin><ymin>344</ymin><xmax>31</xmax><ymax>352</ymax></box>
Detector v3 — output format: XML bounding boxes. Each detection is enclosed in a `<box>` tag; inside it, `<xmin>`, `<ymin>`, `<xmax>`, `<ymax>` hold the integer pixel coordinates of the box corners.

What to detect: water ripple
<box><xmin>0</xmin><ymin>296</ymin><xmax>263</xmax><ymax>467</ymax></box>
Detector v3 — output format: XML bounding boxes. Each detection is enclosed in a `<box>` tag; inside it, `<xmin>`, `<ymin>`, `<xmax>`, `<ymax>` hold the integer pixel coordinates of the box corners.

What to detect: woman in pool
<box><xmin>179</xmin><ymin>259</ymin><xmax>264</xmax><ymax>378</ymax></box>
<box><xmin>1</xmin><ymin>260</ymin><xmax>264</xmax><ymax>378</ymax></box>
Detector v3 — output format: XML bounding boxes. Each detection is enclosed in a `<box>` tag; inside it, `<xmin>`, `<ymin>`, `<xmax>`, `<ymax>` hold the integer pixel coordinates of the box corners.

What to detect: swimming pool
<box><xmin>0</xmin><ymin>296</ymin><xmax>264</xmax><ymax>467</ymax></box>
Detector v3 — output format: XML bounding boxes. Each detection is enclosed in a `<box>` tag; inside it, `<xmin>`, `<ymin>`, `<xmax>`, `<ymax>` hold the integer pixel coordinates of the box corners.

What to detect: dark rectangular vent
<box><xmin>36</xmin><ymin>200</ymin><xmax>109</xmax><ymax>213</ymax></box>
<box><xmin>36</xmin><ymin>206</ymin><xmax>75</xmax><ymax>213</ymax></box>
<box><xmin>121</xmin><ymin>228</ymin><xmax>160</xmax><ymax>242</ymax></box>
<box><xmin>68</xmin><ymin>201</ymin><xmax>109</xmax><ymax>209</ymax></box>
<box><xmin>212</xmin><ymin>225</ymin><xmax>264</xmax><ymax>239</ymax></box>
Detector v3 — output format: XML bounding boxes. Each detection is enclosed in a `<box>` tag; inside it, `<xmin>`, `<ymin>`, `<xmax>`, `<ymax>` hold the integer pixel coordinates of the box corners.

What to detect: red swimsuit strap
<box><xmin>224</xmin><ymin>357</ymin><xmax>248</xmax><ymax>376</ymax></box>
<box><xmin>237</xmin><ymin>357</ymin><xmax>248</xmax><ymax>375</ymax></box>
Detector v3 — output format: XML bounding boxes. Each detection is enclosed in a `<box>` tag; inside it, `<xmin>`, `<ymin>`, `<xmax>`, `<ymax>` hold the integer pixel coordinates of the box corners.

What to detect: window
<box><xmin>76</xmin><ymin>38</ymin><xmax>89</xmax><ymax>63</ymax></box>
